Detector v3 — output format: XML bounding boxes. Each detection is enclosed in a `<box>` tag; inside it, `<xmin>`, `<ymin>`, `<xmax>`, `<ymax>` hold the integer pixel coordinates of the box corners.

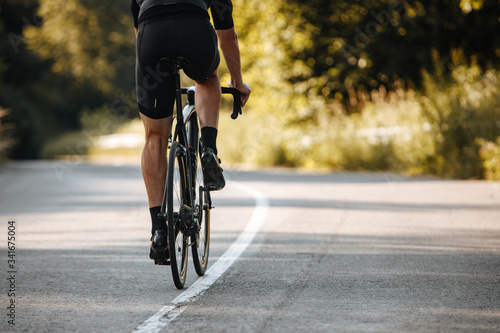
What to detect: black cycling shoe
<box><xmin>149</xmin><ymin>230</ymin><xmax>169</xmax><ymax>265</ymax></box>
<box><xmin>201</xmin><ymin>148</ymin><xmax>225</xmax><ymax>191</ymax></box>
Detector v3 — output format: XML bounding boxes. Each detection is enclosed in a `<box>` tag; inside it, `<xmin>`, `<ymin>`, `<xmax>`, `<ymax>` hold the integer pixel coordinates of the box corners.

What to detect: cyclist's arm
<box><xmin>211</xmin><ymin>0</ymin><xmax>250</xmax><ymax>106</ymax></box>
<box><xmin>217</xmin><ymin>28</ymin><xmax>251</xmax><ymax>107</ymax></box>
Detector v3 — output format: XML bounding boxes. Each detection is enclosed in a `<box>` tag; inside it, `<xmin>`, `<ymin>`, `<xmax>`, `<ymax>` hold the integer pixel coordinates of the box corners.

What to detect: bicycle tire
<box><xmin>167</xmin><ymin>141</ymin><xmax>189</xmax><ymax>289</ymax></box>
<box><xmin>192</xmin><ymin>139</ymin><xmax>210</xmax><ymax>276</ymax></box>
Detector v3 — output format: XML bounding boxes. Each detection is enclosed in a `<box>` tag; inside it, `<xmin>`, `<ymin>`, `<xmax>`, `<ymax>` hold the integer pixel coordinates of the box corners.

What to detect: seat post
<box><xmin>157</xmin><ymin>57</ymin><xmax>190</xmax><ymax>121</ymax></box>
<box><xmin>172</xmin><ymin>62</ymin><xmax>183</xmax><ymax>122</ymax></box>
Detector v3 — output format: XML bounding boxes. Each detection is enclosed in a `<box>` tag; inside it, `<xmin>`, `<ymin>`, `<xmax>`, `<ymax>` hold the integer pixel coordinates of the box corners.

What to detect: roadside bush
<box><xmin>420</xmin><ymin>64</ymin><xmax>500</xmax><ymax>178</ymax></box>
<box><xmin>219</xmin><ymin>64</ymin><xmax>500</xmax><ymax>179</ymax></box>
<box><xmin>477</xmin><ymin>137</ymin><xmax>500</xmax><ymax>180</ymax></box>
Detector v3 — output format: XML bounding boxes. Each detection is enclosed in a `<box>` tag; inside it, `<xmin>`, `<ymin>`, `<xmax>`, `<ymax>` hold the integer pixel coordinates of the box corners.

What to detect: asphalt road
<box><xmin>0</xmin><ymin>161</ymin><xmax>499</xmax><ymax>332</ymax></box>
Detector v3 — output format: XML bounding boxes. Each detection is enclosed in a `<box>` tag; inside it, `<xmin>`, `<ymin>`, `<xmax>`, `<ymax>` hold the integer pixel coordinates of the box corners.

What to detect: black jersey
<box><xmin>131</xmin><ymin>0</ymin><xmax>233</xmax><ymax>30</ymax></box>
<box><xmin>136</xmin><ymin>0</ymin><xmax>210</xmax><ymax>19</ymax></box>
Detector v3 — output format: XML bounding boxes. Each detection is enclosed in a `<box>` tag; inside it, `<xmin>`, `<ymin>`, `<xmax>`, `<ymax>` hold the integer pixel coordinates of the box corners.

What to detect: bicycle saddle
<box><xmin>157</xmin><ymin>57</ymin><xmax>192</xmax><ymax>73</ymax></box>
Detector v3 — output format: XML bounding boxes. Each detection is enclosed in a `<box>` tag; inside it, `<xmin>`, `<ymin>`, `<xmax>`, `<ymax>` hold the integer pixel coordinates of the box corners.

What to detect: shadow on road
<box><xmin>216</xmin><ymin>197</ymin><xmax>500</xmax><ymax>211</ymax></box>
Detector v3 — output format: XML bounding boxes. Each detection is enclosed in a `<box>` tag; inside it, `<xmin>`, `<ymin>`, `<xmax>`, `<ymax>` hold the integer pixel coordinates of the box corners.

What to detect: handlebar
<box><xmin>181</xmin><ymin>86</ymin><xmax>242</xmax><ymax>120</ymax></box>
<box><xmin>221</xmin><ymin>87</ymin><xmax>242</xmax><ymax>119</ymax></box>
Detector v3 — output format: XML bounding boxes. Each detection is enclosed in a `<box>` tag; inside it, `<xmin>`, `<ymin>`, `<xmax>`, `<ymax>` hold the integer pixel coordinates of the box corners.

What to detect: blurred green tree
<box><xmin>24</xmin><ymin>0</ymin><xmax>135</xmax><ymax>95</ymax></box>
<box><xmin>285</xmin><ymin>0</ymin><xmax>500</xmax><ymax>100</ymax></box>
<box><xmin>0</xmin><ymin>0</ymin><xmax>55</xmax><ymax>158</ymax></box>
<box><xmin>0</xmin><ymin>0</ymin><xmax>136</xmax><ymax>158</ymax></box>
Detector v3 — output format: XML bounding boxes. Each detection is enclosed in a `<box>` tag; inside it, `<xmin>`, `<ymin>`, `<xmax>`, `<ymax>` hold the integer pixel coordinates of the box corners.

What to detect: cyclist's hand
<box><xmin>229</xmin><ymin>81</ymin><xmax>251</xmax><ymax>107</ymax></box>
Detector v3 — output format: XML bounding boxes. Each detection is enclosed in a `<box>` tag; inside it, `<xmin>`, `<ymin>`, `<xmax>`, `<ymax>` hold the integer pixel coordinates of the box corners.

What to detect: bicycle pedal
<box><xmin>154</xmin><ymin>258</ymin><xmax>170</xmax><ymax>266</ymax></box>
<box><xmin>202</xmin><ymin>186</ymin><xmax>211</xmax><ymax>192</ymax></box>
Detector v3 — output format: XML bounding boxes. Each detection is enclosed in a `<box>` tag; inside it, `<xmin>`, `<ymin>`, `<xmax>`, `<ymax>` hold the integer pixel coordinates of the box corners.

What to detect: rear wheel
<box><xmin>166</xmin><ymin>141</ymin><xmax>189</xmax><ymax>289</ymax></box>
<box><xmin>192</xmin><ymin>140</ymin><xmax>210</xmax><ymax>276</ymax></box>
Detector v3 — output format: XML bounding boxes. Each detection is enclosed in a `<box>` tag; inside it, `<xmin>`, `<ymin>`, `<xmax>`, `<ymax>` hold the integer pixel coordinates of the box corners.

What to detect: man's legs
<box><xmin>140</xmin><ymin>113</ymin><xmax>172</xmax><ymax>234</ymax></box>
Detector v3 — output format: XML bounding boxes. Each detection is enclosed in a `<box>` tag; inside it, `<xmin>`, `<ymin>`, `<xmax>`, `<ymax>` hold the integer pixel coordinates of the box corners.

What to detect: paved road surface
<box><xmin>0</xmin><ymin>161</ymin><xmax>499</xmax><ymax>332</ymax></box>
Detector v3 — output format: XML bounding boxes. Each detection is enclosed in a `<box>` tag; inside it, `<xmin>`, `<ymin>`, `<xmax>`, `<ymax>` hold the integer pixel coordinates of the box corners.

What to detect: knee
<box><xmin>143</xmin><ymin>125</ymin><xmax>170</xmax><ymax>151</ymax></box>
<box><xmin>144</xmin><ymin>130</ymin><xmax>168</xmax><ymax>148</ymax></box>
<box><xmin>195</xmin><ymin>70</ymin><xmax>219</xmax><ymax>85</ymax></box>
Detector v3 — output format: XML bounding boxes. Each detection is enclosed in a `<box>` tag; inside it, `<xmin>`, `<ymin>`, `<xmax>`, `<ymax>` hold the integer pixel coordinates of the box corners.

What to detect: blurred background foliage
<box><xmin>0</xmin><ymin>0</ymin><xmax>499</xmax><ymax>178</ymax></box>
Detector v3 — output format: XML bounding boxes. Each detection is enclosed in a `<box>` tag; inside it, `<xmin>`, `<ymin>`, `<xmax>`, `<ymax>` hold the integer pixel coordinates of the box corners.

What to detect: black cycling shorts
<box><xmin>135</xmin><ymin>12</ymin><xmax>220</xmax><ymax>119</ymax></box>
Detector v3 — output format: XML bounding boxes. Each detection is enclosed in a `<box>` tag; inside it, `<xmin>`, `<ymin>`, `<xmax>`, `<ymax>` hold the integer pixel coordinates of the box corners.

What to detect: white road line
<box><xmin>132</xmin><ymin>181</ymin><xmax>269</xmax><ymax>333</ymax></box>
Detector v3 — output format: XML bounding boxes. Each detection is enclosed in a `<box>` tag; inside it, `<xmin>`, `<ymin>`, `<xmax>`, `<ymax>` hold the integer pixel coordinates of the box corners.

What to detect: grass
<box><xmin>41</xmin><ymin>104</ymin><xmax>142</xmax><ymax>162</ymax></box>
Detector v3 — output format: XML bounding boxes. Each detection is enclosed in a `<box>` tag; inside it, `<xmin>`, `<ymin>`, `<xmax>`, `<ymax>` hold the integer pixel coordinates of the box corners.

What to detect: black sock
<box><xmin>201</xmin><ymin>127</ymin><xmax>218</xmax><ymax>155</ymax></box>
<box><xmin>150</xmin><ymin>206</ymin><xmax>166</xmax><ymax>235</ymax></box>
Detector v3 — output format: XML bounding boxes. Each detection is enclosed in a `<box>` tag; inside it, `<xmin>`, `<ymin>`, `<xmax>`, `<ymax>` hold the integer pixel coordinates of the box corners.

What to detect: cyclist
<box><xmin>131</xmin><ymin>0</ymin><xmax>251</xmax><ymax>262</ymax></box>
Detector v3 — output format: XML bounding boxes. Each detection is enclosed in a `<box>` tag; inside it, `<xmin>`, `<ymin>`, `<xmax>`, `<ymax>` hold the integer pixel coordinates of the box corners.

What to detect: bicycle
<box><xmin>155</xmin><ymin>57</ymin><xmax>242</xmax><ymax>289</ymax></box>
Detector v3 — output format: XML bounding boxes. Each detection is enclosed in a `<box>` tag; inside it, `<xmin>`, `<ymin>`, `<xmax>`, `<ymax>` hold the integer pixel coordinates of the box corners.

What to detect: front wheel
<box><xmin>167</xmin><ymin>141</ymin><xmax>189</xmax><ymax>289</ymax></box>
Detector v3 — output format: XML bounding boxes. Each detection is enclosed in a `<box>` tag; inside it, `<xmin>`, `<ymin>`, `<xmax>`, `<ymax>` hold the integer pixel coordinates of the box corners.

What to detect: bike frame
<box><xmin>169</xmin><ymin>61</ymin><xmax>197</xmax><ymax>210</ymax></box>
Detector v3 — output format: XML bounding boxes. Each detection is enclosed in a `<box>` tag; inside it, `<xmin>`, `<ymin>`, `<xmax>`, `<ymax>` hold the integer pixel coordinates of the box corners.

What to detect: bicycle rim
<box><xmin>192</xmin><ymin>142</ymin><xmax>210</xmax><ymax>276</ymax></box>
<box><xmin>167</xmin><ymin>141</ymin><xmax>189</xmax><ymax>289</ymax></box>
